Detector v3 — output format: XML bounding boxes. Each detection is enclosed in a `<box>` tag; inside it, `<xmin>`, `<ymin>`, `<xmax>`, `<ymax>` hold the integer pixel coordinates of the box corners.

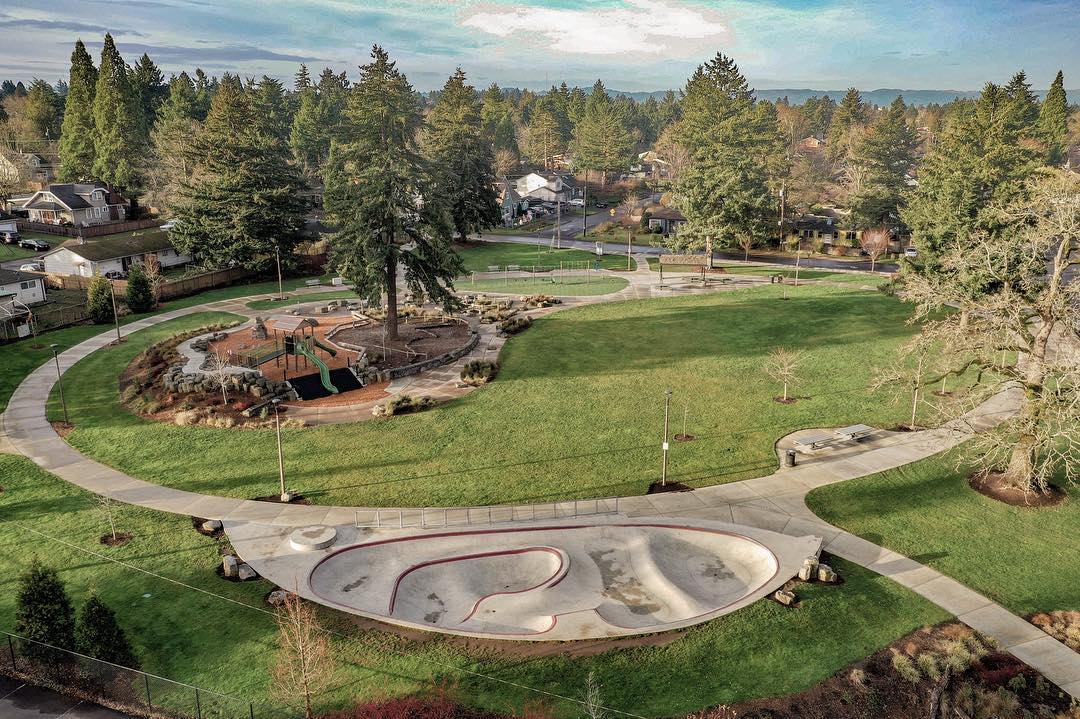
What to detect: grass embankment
<box><xmin>807</xmin><ymin>452</ymin><xmax>1080</xmax><ymax>616</ymax></box>
<box><xmin>53</xmin><ymin>286</ymin><xmax>923</xmax><ymax>508</ymax></box>
<box><xmin>0</xmin><ymin>453</ymin><xmax>950</xmax><ymax>717</ymax></box>
<box><xmin>644</xmin><ymin>257</ymin><xmax>886</xmax><ymax>286</ymax></box>
<box><xmin>456</xmin><ymin>241</ymin><xmax>636</xmax><ymax>272</ymax></box>
<box><xmin>460</xmin><ymin>274</ymin><xmax>629</xmax><ymax>296</ymax></box>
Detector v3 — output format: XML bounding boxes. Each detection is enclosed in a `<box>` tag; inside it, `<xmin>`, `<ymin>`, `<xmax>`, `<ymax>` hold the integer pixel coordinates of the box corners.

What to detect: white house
<box><xmin>41</xmin><ymin>233</ymin><xmax>190</xmax><ymax>277</ymax></box>
<box><xmin>511</xmin><ymin>173</ymin><xmax>582</xmax><ymax>204</ymax></box>
<box><xmin>0</xmin><ymin>211</ymin><xmax>17</xmax><ymax>235</ymax></box>
<box><xmin>22</xmin><ymin>183</ymin><xmax>129</xmax><ymax>227</ymax></box>
<box><xmin>0</xmin><ymin>268</ymin><xmax>47</xmax><ymax>307</ymax></box>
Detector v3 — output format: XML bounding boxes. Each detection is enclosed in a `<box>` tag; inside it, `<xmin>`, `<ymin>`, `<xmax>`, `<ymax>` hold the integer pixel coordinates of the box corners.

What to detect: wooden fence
<box><xmin>155</xmin><ymin>267</ymin><xmax>253</xmax><ymax>300</ymax></box>
<box><xmin>41</xmin><ymin>273</ymin><xmax>127</xmax><ymax>293</ymax></box>
<box><xmin>16</xmin><ymin>218</ymin><xmax>164</xmax><ymax>238</ymax></box>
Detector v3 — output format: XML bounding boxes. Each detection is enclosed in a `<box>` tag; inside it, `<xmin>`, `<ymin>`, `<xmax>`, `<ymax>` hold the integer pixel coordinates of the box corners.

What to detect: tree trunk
<box><xmin>705</xmin><ymin>237</ymin><xmax>713</xmax><ymax>269</ymax></box>
<box><xmin>385</xmin><ymin>255</ymin><xmax>399</xmax><ymax>341</ymax></box>
<box><xmin>1003</xmin><ymin>434</ymin><xmax>1037</xmax><ymax>492</ymax></box>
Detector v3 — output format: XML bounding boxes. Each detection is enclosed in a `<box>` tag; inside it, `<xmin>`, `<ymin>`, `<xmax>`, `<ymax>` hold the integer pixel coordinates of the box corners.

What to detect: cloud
<box><xmin>82</xmin><ymin>41</ymin><xmax>312</xmax><ymax>64</ymax></box>
<box><xmin>0</xmin><ymin>14</ymin><xmax>145</xmax><ymax>36</ymax></box>
<box><xmin>461</xmin><ymin>0</ymin><xmax>729</xmax><ymax>57</ymax></box>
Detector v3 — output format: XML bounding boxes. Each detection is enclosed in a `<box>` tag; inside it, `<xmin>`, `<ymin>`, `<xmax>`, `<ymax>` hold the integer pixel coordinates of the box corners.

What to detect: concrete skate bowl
<box><xmin>307</xmin><ymin>523</ymin><xmax>785</xmax><ymax>640</ymax></box>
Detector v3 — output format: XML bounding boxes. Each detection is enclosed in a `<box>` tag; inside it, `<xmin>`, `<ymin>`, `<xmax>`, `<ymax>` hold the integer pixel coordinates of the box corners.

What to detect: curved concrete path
<box><xmin>1</xmin><ymin>264</ymin><xmax>1077</xmax><ymax>694</ymax></box>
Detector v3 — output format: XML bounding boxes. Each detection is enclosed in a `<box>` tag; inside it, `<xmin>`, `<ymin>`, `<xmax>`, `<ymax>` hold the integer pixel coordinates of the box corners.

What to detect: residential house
<box><xmin>496</xmin><ymin>179</ymin><xmax>527</xmax><ymax>225</ymax></box>
<box><xmin>0</xmin><ymin>211</ymin><xmax>17</xmax><ymax>236</ymax></box>
<box><xmin>0</xmin><ymin>268</ymin><xmax>47</xmax><ymax>340</ymax></box>
<box><xmin>41</xmin><ymin>233</ymin><xmax>190</xmax><ymax>277</ymax></box>
<box><xmin>647</xmin><ymin>206</ymin><xmax>686</xmax><ymax>235</ymax></box>
<box><xmin>796</xmin><ymin>136</ymin><xmax>826</xmax><ymax>153</ymax></box>
<box><xmin>511</xmin><ymin>172</ymin><xmax>582</xmax><ymax>204</ymax></box>
<box><xmin>22</xmin><ymin>183</ymin><xmax>130</xmax><ymax>227</ymax></box>
<box><xmin>0</xmin><ymin>151</ymin><xmax>56</xmax><ymax>190</ymax></box>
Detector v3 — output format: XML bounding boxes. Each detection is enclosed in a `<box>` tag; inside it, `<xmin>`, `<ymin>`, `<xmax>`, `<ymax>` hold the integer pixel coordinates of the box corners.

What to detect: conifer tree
<box><xmin>86</xmin><ymin>276</ymin><xmax>115</xmax><ymax>324</ymax></box>
<box><xmin>1004</xmin><ymin>70</ymin><xmax>1039</xmax><ymax>127</ymax></box>
<box><xmin>145</xmin><ymin>73</ymin><xmax>200</xmax><ymax>212</ymax></box>
<box><xmin>75</xmin><ymin>592</ymin><xmax>139</xmax><ymax>668</ymax></box>
<box><xmin>125</xmin><ymin>265</ymin><xmax>153</xmax><ymax>312</ymax></box>
<box><xmin>58</xmin><ymin>40</ymin><xmax>97</xmax><ymax>181</ymax></box>
<box><xmin>92</xmin><ymin>34</ymin><xmax>141</xmax><ymax>191</ymax></box>
<box><xmin>294</xmin><ymin>64</ymin><xmax>311</xmax><ymax>92</ymax></box>
<box><xmin>193</xmin><ymin>68</ymin><xmax>213</xmax><ymax>120</ymax></box>
<box><xmin>826</xmin><ymin>88</ymin><xmax>868</xmax><ymax>162</ymax></box>
<box><xmin>130</xmin><ymin>53</ymin><xmax>166</xmax><ymax>142</ymax></box>
<box><xmin>15</xmin><ymin>559</ymin><xmax>75</xmax><ymax>663</ymax></box>
<box><xmin>524</xmin><ymin>99</ymin><xmax>562</xmax><ymax>169</ymax></box>
<box><xmin>571</xmin><ymin>80</ymin><xmax>633</xmax><ymax>188</ymax></box>
<box><xmin>25</xmin><ymin>79</ymin><xmax>62</xmax><ymax>142</ymax></box>
<box><xmin>849</xmin><ymin>96</ymin><xmax>918</xmax><ymax>228</ymax></box>
<box><xmin>171</xmin><ymin>74</ymin><xmax>306</xmax><ymax>269</ymax></box>
<box><xmin>325</xmin><ymin>46</ymin><xmax>461</xmax><ymax>340</ymax></box>
<box><xmin>1039</xmin><ymin>71</ymin><xmax>1069</xmax><ymax>165</ymax></box>
<box><xmin>425</xmin><ymin>68</ymin><xmax>501</xmax><ymax>240</ymax></box>
<box><xmin>250</xmin><ymin>76</ymin><xmax>292</xmax><ymax>146</ymax></box>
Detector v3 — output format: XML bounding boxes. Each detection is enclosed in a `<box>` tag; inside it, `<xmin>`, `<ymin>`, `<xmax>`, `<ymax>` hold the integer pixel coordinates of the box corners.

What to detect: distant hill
<box><xmin>608</xmin><ymin>87</ymin><xmax>1078</xmax><ymax>107</ymax></box>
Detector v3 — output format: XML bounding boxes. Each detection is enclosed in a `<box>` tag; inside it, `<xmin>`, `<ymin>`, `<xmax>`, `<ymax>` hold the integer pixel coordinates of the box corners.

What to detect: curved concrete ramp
<box><xmin>230</xmin><ymin>517</ymin><xmax>821</xmax><ymax>641</ymax></box>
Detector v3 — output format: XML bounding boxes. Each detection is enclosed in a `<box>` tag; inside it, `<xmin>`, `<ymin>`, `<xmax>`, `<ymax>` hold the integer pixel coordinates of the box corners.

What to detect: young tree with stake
<box><xmin>271</xmin><ymin>591</ymin><xmax>333</xmax><ymax>719</ymax></box>
<box><xmin>764</xmin><ymin>347</ymin><xmax>802</xmax><ymax>402</ymax></box>
<box><xmin>859</xmin><ymin>227</ymin><xmax>891</xmax><ymax>272</ymax></box>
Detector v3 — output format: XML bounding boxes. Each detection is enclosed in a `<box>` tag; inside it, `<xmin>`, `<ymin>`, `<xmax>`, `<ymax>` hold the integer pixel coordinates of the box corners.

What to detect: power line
<box><xmin>1</xmin><ymin>517</ymin><xmax>647</xmax><ymax>719</ymax></box>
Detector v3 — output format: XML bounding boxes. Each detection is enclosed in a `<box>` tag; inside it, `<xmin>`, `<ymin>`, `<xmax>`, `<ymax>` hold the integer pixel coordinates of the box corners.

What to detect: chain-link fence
<box><xmin>1</xmin><ymin>631</ymin><xmax>295</xmax><ymax>719</ymax></box>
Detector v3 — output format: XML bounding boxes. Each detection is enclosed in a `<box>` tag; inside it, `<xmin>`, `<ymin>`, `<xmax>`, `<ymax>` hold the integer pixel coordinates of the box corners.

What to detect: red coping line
<box><xmin>387</xmin><ymin>546</ymin><xmax>563</xmax><ymax>615</ymax></box>
<box><xmin>307</xmin><ymin>523</ymin><xmax>782</xmax><ymax>638</ymax></box>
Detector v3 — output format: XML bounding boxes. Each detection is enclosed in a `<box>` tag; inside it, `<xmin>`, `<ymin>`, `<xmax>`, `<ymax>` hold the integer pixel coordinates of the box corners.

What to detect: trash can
<box><xmin>785</xmin><ymin>449</ymin><xmax>797</xmax><ymax>467</ymax></box>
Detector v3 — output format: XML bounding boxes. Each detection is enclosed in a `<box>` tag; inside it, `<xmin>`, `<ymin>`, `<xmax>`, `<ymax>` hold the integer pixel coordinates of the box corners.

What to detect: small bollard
<box><xmin>785</xmin><ymin>449</ymin><xmax>797</xmax><ymax>467</ymax></box>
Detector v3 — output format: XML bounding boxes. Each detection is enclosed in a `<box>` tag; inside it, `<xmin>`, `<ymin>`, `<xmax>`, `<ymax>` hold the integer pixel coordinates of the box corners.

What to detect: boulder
<box><xmin>222</xmin><ymin>555</ymin><xmax>239</xmax><ymax>577</ymax></box>
<box><xmin>774</xmin><ymin>589</ymin><xmax>797</xmax><ymax>606</ymax></box>
<box><xmin>237</xmin><ymin>564</ymin><xmax>258</xmax><ymax>581</ymax></box>
<box><xmin>202</xmin><ymin>519</ymin><xmax>223</xmax><ymax>533</ymax></box>
<box><xmin>817</xmin><ymin>564</ymin><xmax>838</xmax><ymax>583</ymax></box>
<box><xmin>798</xmin><ymin>564</ymin><xmax>815</xmax><ymax>581</ymax></box>
<box><xmin>267</xmin><ymin>589</ymin><xmax>289</xmax><ymax>607</ymax></box>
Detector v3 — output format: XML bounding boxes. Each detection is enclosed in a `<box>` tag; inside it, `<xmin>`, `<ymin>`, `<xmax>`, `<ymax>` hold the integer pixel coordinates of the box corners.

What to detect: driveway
<box><xmin>0</xmin><ymin>676</ymin><xmax>135</xmax><ymax>719</ymax></box>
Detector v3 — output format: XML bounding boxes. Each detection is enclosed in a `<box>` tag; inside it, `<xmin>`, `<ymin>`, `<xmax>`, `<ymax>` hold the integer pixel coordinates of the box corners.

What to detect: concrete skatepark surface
<box><xmin>229</xmin><ymin>517</ymin><xmax>821</xmax><ymax>640</ymax></box>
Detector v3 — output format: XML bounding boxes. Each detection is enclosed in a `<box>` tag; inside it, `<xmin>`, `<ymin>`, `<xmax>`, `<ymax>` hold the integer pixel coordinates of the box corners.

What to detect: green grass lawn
<box><xmin>456</xmin><ymin>241</ymin><xmax>636</xmax><ymax>272</ymax></box>
<box><xmin>246</xmin><ymin>289</ymin><xmax>358</xmax><ymax>311</ymax></box>
<box><xmin>461</xmin><ymin>274</ymin><xmax>629</xmax><ymax>296</ymax></box>
<box><xmin>643</xmin><ymin>258</ymin><xmax>886</xmax><ymax>286</ymax></box>
<box><xmin>0</xmin><ymin>453</ymin><xmax>950</xmax><ymax>717</ymax></box>
<box><xmin>806</xmin><ymin>452</ymin><xmax>1080</xmax><ymax>616</ymax></box>
<box><xmin>0</xmin><ymin>243</ymin><xmax>41</xmax><ymax>261</ymax></box>
<box><xmin>51</xmin><ymin>285</ymin><xmax>925</xmax><ymax>508</ymax></box>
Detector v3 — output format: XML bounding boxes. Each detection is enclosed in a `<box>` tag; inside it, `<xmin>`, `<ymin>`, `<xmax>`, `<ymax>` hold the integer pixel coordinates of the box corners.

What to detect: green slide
<box><xmin>292</xmin><ymin>341</ymin><xmax>339</xmax><ymax>394</ymax></box>
<box><xmin>312</xmin><ymin>339</ymin><xmax>338</xmax><ymax>357</ymax></box>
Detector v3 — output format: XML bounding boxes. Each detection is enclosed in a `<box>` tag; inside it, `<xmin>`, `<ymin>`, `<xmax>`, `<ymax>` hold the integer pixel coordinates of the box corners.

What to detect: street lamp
<box><xmin>50</xmin><ymin>344</ymin><xmax>69</xmax><ymax>425</ymax></box>
<box><xmin>272</xmin><ymin>398</ymin><xmax>288</xmax><ymax>502</ymax></box>
<box><xmin>661</xmin><ymin>389</ymin><xmax>672</xmax><ymax>487</ymax></box>
<box><xmin>108</xmin><ymin>281</ymin><xmax>122</xmax><ymax>343</ymax></box>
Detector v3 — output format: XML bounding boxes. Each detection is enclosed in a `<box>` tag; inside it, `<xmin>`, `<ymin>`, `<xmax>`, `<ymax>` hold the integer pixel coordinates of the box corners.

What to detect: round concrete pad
<box><xmin>289</xmin><ymin>525</ymin><xmax>337</xmax><ymax>551</ymax></box>
<box><xmin>305</xmin><ymin>522</ymin><xmax>795</xmax><ymax>640</ymax></box>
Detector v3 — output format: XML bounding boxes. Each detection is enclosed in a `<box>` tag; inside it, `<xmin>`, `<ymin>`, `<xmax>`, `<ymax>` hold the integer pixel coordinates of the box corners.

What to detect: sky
<box><xmin>0</xmin><ymin>0</ymin><xmax>1077</xmax><ymax>93</ymax></box>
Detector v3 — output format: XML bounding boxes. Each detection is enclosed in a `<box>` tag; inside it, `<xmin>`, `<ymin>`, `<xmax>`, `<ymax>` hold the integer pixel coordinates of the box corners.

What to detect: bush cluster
<box><xmin>461</xmin><ymin>360</ymin><xmax>498</xmax><ymax>386</ymax></box>
<box><xmin>372</xmin><ymin>394</ymin><xmax>436</xmax><ymax>417</ymax></box>
<box><xmin>498</xmin><ymin>316</ymin><xmax>532</xmax><ymax>335</ymax></box>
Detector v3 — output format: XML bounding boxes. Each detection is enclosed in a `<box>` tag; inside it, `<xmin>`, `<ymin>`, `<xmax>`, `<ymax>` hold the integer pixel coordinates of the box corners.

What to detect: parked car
<box><xmin>19</xmin><ymin>261</ymin><xmax>44</xmax><ymax>272</ymax></box>
<box><xmin>568</xmin><ymin>198</ymin><xmax>585</xmax><ymax>207</ymax></box>
<box><xmin>594</xmin><ymin>201</ymin><xmax>608</xmax><ymax>209</ymax></box>
<box><xmin>18</xmin><ymin>238</ymin><xmax>50</xmax><ymax>252</ymax></box>
<box><xmin>903</xmin><ymin>247</ymin><xmax>918</xmax><ymax>258</ymax></box>
<box><xmin>160</xmin><ymin>219</ymin><xmax>179</xmax><ymax>230</ymax></box>
<box><xmin>103</xmin><ymin>270</ymin><xmax>127</xmax><ymax>280</ymax></box>
<box><xmin>1</xmin><ymin>230</ymin><xmax>21</xmax><ymax>244</ymax></box>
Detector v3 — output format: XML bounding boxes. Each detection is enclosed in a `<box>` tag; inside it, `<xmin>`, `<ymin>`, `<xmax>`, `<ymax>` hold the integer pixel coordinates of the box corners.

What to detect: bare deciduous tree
<box><xmin>871</xmin><ymin>333</ymin><xmax>939</xmax><ymax>430</ymax></box>
<box><xmin>859</xmin><ymin>227</ymin><xmax>891</xmax><ymax>272</ymax></box>
<box><xmin>96</xmin><ymin>492</ymin><xmax>119</xmax><ymax>543</ymax></box>
<box><xmin>899</xmin><ymin>169</ymin><xmax>1080</xmax><ymax>493</ymax></box>
<box><xmin>204</xmin><ymin>352</ymin><xmax>234</xmax><ymax>405</ymax></box>
<box><xmin>270</xmin><ymin>591</ymin><xmax>333</xmax><ymax>719</ymax></box>
<box><xmin>764</xmin><ymin>347</ymin><xmax>803</xmax><ymax>402</ymax></box>
<box><xmin>582</xmin><ymin>671</ymin><xmax>606</xmax><ymax>719</ymax></box>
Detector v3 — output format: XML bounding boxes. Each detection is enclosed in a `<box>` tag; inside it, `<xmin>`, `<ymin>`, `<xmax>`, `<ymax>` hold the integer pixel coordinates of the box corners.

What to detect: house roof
<box><xmin>649</xmin><ymin>206</ymin><xmax>686</xmax><ymax>221</ymax></box>
<box><xmin>44</xmin><ymin>232</ymin><xmax>174</xmax><ymax>262</ymax></box>
<box><xmin>24</xmin><ymin>200</ymin><xmax>67</xmax><ymax>212</ymax></box>
<box><xmin>26</xmin><ymin>183</ymin><xmax>127</xmax><ymax>212</ymax></box>
<box><xmin>0</xmin><ymin>268</ymin><xmax>41</xmax><ymax>286</ymax></box>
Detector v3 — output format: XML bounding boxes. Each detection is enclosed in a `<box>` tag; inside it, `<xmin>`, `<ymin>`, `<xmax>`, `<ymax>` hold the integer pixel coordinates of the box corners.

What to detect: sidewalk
<box><xmin>0</xmin><ymin>675</ymin><xmax>135</xmax><ymax>719</ymax></box>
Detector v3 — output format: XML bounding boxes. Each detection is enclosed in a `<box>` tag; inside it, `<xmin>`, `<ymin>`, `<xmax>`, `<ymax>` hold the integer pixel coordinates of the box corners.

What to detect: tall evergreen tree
<box><xmin>425</xmin><ymin>69</ymin><xmax>501</xmax><ymax>240</ymax></box>
<box><xmin>826</xmin><ymin>88</ymin><xmax>868</xmax><ymax>162</ymax></box>
<box><xmin>145</xmin><ymin>72</ymin><xmax>200</xmax><ymax>212</ymax></box>
<box><xmin>250</xmin><ymin>76</ymin><xmax>292</xmax><ymax>146</ymax></box>
<box><xmin>673</xmin><ymin>53</ymin><xmax>786</xmax><ymax>261</ymax></box>
<box><xmin>130</xmin><ymin>53</ymin><xmax>166</xmax><ymax>141</ymax></box>
<box><xmin>524</xmin><ymin>99</ymin><xmax>562</xmax><ymax>169</ymax></box>
<box><xmin>294</xmin><ymin>64</ymin><xmax>311</xmax><ymax>92</ymax></box>
<box><xmin>571</xmin><ymin>80</ymin><xmax>633</xmax><ymax>188</ymax></box>
<box><xmin>1003</xmin><ymin>70</ymin><xmax>1039</xmax><ymax>127</ymax></box>
<box><xmin>75</xmin><ymin>592</ymin><xmax>139</xmax><ymax>668</ymax></box>
<box><xmin>58</xmin><ymin>40</ymin><xmax>97</xmax><ymax>181</ymax></box>
<box><xmin>15</xmin><ymin>559</ymin><xmax>75</xmax><ymax>663</ymax></box>
<box><xmin>849</xmin><ymin>96</ymin><xmax>918</xmax><ymax>229</ymax></box>
<box><xmin>92</xmin><ymin>34</ymin><xmax>141</xmax><ymax>191</ymax></box>
<box><xmin>1039</xmin><ymin>70</ymin><xmax>1069</xmax><ymax>165</ymax></box>
<box><xmin>171</xmin><ymin>74</ymin><xmax>306</xmax><ymax>269</ymax></box>
<box><xmin>193</xmin><ymin>68</ymin><xmax>213</xmax><ymax>120</ymax></box>
<box><xmin>25</xmin><ymin>79</ymin><xmax>62</xmax><ymax>141</ymax></box>
<box><xmin>325</xmin><ymin>46</ymin><xmax>462</xmax><ymax>340</ymax></box>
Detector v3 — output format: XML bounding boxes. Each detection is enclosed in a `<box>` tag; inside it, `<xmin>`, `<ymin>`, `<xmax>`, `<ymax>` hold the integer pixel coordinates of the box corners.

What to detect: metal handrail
<box><xmin>354</xmin><ymin>496</ymin><xmax>620</xmax><ymax>529</ymax></box>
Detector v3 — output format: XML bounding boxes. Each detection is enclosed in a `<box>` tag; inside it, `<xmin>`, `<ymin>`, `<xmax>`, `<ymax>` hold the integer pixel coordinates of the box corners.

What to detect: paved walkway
<box><xmin>0</xmin><ymin>676</ymin><xmax>134</xmax><ymax>719</ymax></box>
<box><xmin>1</xmin><ymin>268</ymin><xmax>1077</xmax><ymax>697</ymax></box>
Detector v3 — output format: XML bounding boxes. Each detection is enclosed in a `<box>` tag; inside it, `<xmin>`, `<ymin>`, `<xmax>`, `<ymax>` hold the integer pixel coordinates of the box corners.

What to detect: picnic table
<box><xmin>793</xmin><ymin>424</ymin><xmax>876</xmax><ymax>451</ymax></box>
<box><xmin>835</xmin><ymin>424</ymin><xmax>875</xmax><ymax>441</ymax></box>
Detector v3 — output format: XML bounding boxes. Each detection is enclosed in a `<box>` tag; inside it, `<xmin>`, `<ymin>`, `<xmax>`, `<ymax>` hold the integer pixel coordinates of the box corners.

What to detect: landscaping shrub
<box><xmin>594</xmin><ymin>221</ymin><xmax>616</xmax><ymax>235</ymax></box>
<box><xmin>15</xmin><ymin>559</ymin><xmax>76</xmax><ymax>662</ymax></box>
<box><xmin>75</xmin><ymin>592</ymin><xmax>139</xmax><ymax>669</ymax></box>
<box><xmin>497</xmin><ymin>316</ymin><xmax>532</xmax><ymax>335</ymax></box>
<box><xmin>125</xmin><ymin>266</ymin><xmax>154</xmax><ymax>313</ymax></box>
<box><xmin>372</xmin><ymin>394</ymin><xmax>435</xmax><ymax>417</ymax></box>
<box><xmin>86</xmin><ymin>276</ymin><xmax>116</xmax><ymax>324</ymax></box>
<box><xmin>460</xmin><ymin>360</ymin><xmax>498</xmax><ymax>385</ymax></box>
<box><xmin>521</xmin><ymin>294</ymin><xmax>560</xmax><ymax>308</ymax></box>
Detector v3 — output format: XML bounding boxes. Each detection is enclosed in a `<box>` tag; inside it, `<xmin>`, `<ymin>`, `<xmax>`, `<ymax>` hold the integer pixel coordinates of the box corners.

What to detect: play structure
<box><xmin>232</xmin><ymin>316</ymin><xmax>347</xmax><ymax>397</ymax></box>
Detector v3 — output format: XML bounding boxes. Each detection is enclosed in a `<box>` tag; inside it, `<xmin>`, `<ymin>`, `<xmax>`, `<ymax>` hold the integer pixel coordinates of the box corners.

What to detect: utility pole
<box><xmin>272</xmin><ymin>398</ymin><xmax>288</xmax><ymax>501</ymax></box>
<box><xmin>582</xmin><ymin>170</ymin><xmax>588</xmax><ymax>238</ymax></box>
<box><xmin>50</xmin><ymin>344</ymin><xmax>68</xmax><ymax>425</ymax></box>
<box><xmin>276</xmin><ymin>245</ymin><xmax>284</xmax><ymax>300</ymax></box>
<box><xmin>109</xmin><ymin>282</ymin><xmax>122</xmax><ymax>343</ymax></box>
<box><xmin>661</xmin><ymin>389</ymin><xmax>672</xmax><ymax>487</ymax></box>
<box><xmin>627</xmin><ymin>229</ymin><xmax>632</xmax><ymax>271</ymax></box>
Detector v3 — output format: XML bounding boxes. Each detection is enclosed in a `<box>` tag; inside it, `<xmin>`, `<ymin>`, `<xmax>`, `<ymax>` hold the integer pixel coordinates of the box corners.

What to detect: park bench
<box><xmin>793</xmin><ymin>431</ymin><xmax>839</xmax><ymax>450</ymax></box>
<box><xmin>305</xmin><ymin>279</ymin><xmax>321</xmax><ymax>287</ymax></box>
<box><xmin>507</xmin><ymin>264</ymin><xmax>520</xmax><ymax>271</ymax></box>
<box><xmin>835</xmin><ymin>424</ymin><xmax>875</xmax><ymax>442</ymax></box>
<box><xmin>487</xmin><ymin>265</ymin><xmax>500</xmax><ymax>272</ymax></box>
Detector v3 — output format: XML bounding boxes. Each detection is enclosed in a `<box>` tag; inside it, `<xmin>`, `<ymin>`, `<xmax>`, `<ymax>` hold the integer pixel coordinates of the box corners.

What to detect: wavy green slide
<box><xmin>292</xmin><ymin>341</ymin><xmax>339</xmax><ymax>394</ymax></box>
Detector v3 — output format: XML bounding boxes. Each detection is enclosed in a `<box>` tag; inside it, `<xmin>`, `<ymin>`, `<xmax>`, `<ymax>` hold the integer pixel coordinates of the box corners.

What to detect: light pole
<box><xmin>275</xmin><ymin>246</ymin><xmax>284</xmax><ymax>300</ymax></box>
<box><xmin>50</xmin><ymin>344</ymin><xmax>69</xmax><ymax>425</ymax></box>
<box><xmin>661</xmin><ymin>389</ymin><xmax>672</xmax><ymax>487</ymax></box>
<box><xmin>108</xmin><ymin>282</ymin><xmax>122</xmax><ymax>343</ymax></box>
<box><xmin>272</xmin><ymin>398</ymin><xmax>288</xmax><ymax>501</ymax></box>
